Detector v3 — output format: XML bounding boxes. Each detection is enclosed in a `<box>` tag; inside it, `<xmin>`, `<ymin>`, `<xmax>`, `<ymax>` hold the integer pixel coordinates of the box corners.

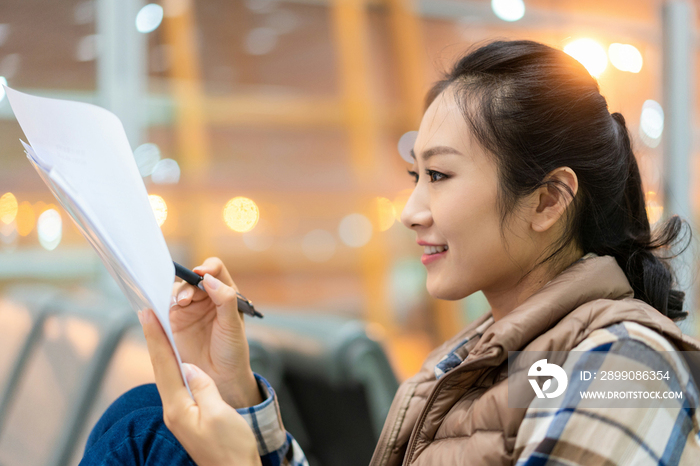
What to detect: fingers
<box><xmin>140</xmin><ymin>308</ymin><xmax>192</xmax><ymax>413</ymax></box>
<box><xmin>172</xmin><ymin>280</ymin><xmax>207</xmax><ymax>307</ymax></box>
<box><xmin>201</xmin><ymin>273</ymin><xmax>243</xmax><ymax>327</ymax></box>
<box><xmin>193</xmin><ymin>257</ymin><xmax>236</xmax><ymax>290</ymax></box>
<box><xmin>182</xmin><ymin>363</ymin><xmax>226</xmax><ymax>414</ymax></box>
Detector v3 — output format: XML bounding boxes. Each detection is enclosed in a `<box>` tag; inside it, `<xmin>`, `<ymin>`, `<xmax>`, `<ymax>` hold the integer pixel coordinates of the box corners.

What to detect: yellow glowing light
<box><xmin>392</xmin><ymin>189</ymin><xmax>413</xmax><ymax>222</ymax></box>
<box><xmin>0</xmin><ymin>192</ymin><xmax>18</xmax><ymax>224</ymax></box>
<box><xmin>564</xmin><ymin>39</ymin><xmax>608</xmax><ymax>78</ymax></box>
<box><xmin>15</xmin><ymin>202</ymin><xmax>35</xmax><ymax>236</ymax></box>
<box><xmin>608</xmin><ymin>43</ymin><xmax>643</xmax><ymax>73</ymax></box>
<box><xmin>148</xmin><ymin>194</ymin><xmax>168</xmax><ymax>227</ymax></box>
<box><xmin>223</xmin><ymin>197</ymin><xmax>259</xmax><ymax>233</ymax></box>
<box><xmin>374</xmin><ymin>197</ymin><xmax>396</xmax><ymax>232</ymax></box>
<box><xmin>646</xmin><ymin>191</ymin><xmax>663</xmax><ymax>225</ymax></box>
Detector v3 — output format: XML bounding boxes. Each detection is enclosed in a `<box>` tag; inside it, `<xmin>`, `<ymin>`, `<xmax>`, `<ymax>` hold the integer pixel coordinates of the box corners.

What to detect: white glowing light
<box><xmin>302</xmin><ymin>229</ymin><xmax>336</xmax><ymax>262</ymax></box>
<box><xmin>564</xmin><ymin>39</ymin><xmax>607</xmax><ymax>78</ymax></box>
<box><xmin>639</xmin><ymin>99</ymin><xmax>664</xmax><ymax>148</ymax></box>
<box><xmin>148</xmin><ymin>194</ymin><xmax>168</xmax><ymax>227</ymax></box>
<box><xmin>38</xmin><ymin>209</ymin><xmax>62</xmax><ymax>250</ymax></box>
<box><xmin>608</xmin><ymin>43</ymin><xmax>643</xmax><ymax>73</ymax></box>
<box><xmin>0</xmin><ymin>76</ymin><xmax>7</xmax><ymax>102</ymax></box>
<box><xmin>151</xmin><ymin>158</ymin><xmax>180</xmax><ymax>184</ymax></box>
<box><xmin>398</xmin><ymin>131</ymin><xmax>418</xmax><ymax>163</ymax></box>
<box><xmin>134</xmin><ymin>143</ymin><xmax>161</xmax><ymax>177</ymax></box>
<box><xmin>338</xmin><ymin>213</ymin><xmax>373</xmax><ymax>248</ymax></box>
<box><xmin>136</xmin><ymin>4</ymin><xmax>164</xmax><ymax>34</ymax></box>
<box><xmin>491</xmin><ymin>0</ymin><xmax>525</xmax><ymax>22</ymax></box>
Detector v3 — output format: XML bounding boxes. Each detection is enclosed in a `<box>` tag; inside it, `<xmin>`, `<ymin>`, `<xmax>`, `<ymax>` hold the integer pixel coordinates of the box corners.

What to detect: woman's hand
<box><xmin>140</xmin><ymin>308</ymin><xmax>261</xmax><ymax>466</ymax></box>
<box><xmin>170</xmin><ymin>257</ymin><xmax>262</xmax><ymax>408</ymax></box>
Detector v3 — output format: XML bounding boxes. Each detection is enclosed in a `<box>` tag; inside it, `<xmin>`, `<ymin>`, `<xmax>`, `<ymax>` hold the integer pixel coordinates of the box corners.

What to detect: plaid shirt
<box><xmin>239</xmin><ymin>374</ymin><xmax>308</xmax><ymax>466</ymax></box>
<box><xmin>249</xmin><ymin>319</ymin><xmax>700</xmax><ymax>466</ymax></box>
<box><xmin>514</xmin><ymin>321</ymin><xmax>700</xmax><ymax>465</ymax></box>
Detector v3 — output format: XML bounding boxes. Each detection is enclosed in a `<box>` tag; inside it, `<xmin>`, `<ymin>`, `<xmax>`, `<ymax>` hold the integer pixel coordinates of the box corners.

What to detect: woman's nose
<box><xmin>400</xmin><ymin>188</ymin><xmax>432</xmax><ymax>229</ymax></box>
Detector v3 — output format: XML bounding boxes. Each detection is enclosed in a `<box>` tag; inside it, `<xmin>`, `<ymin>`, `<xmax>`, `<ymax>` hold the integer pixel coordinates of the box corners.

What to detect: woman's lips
<box><xmin>421</xmin><ymin>249</ymin><xmax>447</xmax><ymax>265</ymax></box>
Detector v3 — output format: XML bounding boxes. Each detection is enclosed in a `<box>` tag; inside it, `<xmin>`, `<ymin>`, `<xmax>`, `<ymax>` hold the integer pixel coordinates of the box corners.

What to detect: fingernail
<box><xmin>137</xmin><ymin>310</ymin><xmax>143</xmax><ymax>325</ymax></box>
<box><xmin>171</xmin><ymin>296</ymin><xmax>177</xmax><ymax>307</ymax></box>
<box><xmin>183</xmin><ymin>363</ymin><xmax>198</xmax><ymax>382</ymax></box>
<box><xmin>203</xmin><ymin>273</ymin><xmax>219</xmax><ymax>290</ymax></box>
<box><xmin>177</xmin><ymin>292</ymin><xmax>186</xmax><ymax>303</ymax></box>
<box><xmin>143</xmin><ymin>308</ymin><xmax>151</xmax><ymax>323</ymax></box>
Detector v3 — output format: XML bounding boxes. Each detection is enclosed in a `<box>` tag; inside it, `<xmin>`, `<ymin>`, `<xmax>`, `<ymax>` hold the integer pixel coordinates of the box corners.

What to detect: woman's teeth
<box><xmin>424</xmin><ymin>245</ymin><xmax>448</xmax><ymax>255</ymax></box>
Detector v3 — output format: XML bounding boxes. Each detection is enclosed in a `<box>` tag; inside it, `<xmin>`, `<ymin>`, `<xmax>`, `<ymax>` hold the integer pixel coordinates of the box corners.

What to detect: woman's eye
<box><xmin>406</xmin><ymin>169</ymin><xmax>447</xmax><ymax>184</ymax></box>
<box><xmin>426</xmin><ymin>169</ymin><xmax>447</xmax><ymax>183</ymax></box>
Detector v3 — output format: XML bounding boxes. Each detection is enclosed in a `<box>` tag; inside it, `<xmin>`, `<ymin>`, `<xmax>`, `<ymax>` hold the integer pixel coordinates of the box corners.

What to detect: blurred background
<box><xmin>0</xmin><ymin>0</ymin><xmax>698</xmax><ymax>465</ymax></box>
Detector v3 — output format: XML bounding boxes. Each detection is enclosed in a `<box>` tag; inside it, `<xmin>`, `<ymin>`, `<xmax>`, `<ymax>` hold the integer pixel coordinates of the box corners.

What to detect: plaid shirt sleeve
<box><xmin>515</xmin><ymin>321</ymin><xmax>700</xmax><ymax>465</ymax></box>
<box><xmin>236</xmin><ymin>374</ymin><xmax>309</xmax><ymax>466</ymax></box>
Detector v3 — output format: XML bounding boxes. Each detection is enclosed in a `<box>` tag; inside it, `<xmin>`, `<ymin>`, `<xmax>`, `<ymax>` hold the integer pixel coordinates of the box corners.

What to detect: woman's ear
<box><xmin>531</xmin><ymin>167</ymin><xmax>578</xmax><ymax>233</ymax></box>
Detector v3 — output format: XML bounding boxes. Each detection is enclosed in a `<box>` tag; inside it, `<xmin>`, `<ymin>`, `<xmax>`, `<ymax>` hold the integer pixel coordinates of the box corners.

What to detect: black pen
<box><xmin>173</xmin><ymin>261</ymin><xmax>264</xmax><ymax>319</ymax></box>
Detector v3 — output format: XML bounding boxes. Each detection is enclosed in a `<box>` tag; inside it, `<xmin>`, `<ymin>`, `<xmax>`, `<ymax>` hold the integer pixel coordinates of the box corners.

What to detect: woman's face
<box><xmin>401</xmin><ymin>90</ymin><xmax>541</xmax><ymax>301</ymax></box>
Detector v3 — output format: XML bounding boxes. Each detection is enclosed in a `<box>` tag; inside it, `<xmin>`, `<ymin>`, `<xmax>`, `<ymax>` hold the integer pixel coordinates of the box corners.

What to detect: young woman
<box><xmin>81</xmin><ymin>40</ymin><xmax>700</xmax><ymax>466</ymax></box>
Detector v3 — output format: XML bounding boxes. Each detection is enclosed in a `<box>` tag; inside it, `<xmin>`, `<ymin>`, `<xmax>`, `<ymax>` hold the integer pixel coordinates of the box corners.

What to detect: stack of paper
<box><xmin>5</xmin><ymin>86</ymin><xmax>189</xmax><ymax>391</ymax></box>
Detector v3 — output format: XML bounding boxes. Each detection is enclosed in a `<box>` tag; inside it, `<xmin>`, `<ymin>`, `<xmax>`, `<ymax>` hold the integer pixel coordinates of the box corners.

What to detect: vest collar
<box><xmin>470</xmin><ymin>254</ymin><xmax>634</xmax><ymax>357</ymax></box>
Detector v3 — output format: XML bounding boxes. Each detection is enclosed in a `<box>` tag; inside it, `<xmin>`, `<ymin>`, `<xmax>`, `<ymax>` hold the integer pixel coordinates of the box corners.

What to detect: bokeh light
<box><xmin>0</xmin><ymin>221</ymin><xmax>17</xmax><ymax>247</ymax></box>
<box><xmin>564</xmin><ymin>38</ymin><xmax>607</xmax><ymax>78</ymax></box>
<box><xmin>608</xmin><ymin>43</ymin><xmax>643</xmax><ymax>73</ymax></box>
<box><xmin>223</xmin><ymin>197</ymin><xmax>259</xmax><ymax>232</ymax></box>
<box><xmin>134</xmin><ymin>143</ymin><xmax>161</xmax><ymax>177</ymax></box>
<box><xmin>37</xmin><ymin>208</ymin><xmax>62</xmax><ymax>250</ymax></box>
<box><xmin>151</xmin><ymin>158</ymin><xmax>181</xmax><ymax>184</ymax></box>
<box><xmin>374</xmin><ymin>197</ymin><xmax>396</xmax><ymax>232</ymax></box>
<box><xmin>148</xmin><ymin>194</ymin><xmax>168</xmax><ymax>227</ymax></box>
<box><xmin>0</xmin><ymin>192</ymin><xmax>18</xmax><ymax>224</ymax></box>
<box><xmin>302</xmin><ymin>229</ymin><xmax>336</xmax><ymax>262</ymax></box>
<box><xmin>15</xmin><ymin>201</ymin><xmax>35</xmax><ymax>236</ymax></box>
<box><xmin>136</xmin><ymin>4</ymin><xmax>164</xmax><ymax>34</ymax></box>
<box><xmin>645</xmin><ymin>191</ymin><xmax>663</xmax><ymax>225</ymax></box>
<box><xmin>0</xmin><ymin>76</ymin><xmax>7</xmax><ymax>102</ymax></box>
<box><xmin>491</xmin><ymin>0</ymin><xmax>525</xmax><ymax>22</ymax></box>
<box><xmin>392</xmin><ymin>189</ymin><xmax>413</xmax><ymax>222</ymax></box>
<box><xmin>639</xmin><ymin>99</ymin><xmax>664</xmax><ymax>148</ymax></box>
<box><xmin>398</xmin><ymin>131</ymin><xmax>418</xmax><ymax>163</ymax></box>
<box><xmin>338</xmin><ymin>213</ymin><xmax>373</xmax><ymax>248</ymax></box>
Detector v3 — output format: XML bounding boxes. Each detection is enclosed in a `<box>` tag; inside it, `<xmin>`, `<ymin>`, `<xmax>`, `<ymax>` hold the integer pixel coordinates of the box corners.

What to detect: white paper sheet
<box><xmin>6</xmin><ymin>86</ymin><xmax>190</xmax><ymax>394</ymax></box>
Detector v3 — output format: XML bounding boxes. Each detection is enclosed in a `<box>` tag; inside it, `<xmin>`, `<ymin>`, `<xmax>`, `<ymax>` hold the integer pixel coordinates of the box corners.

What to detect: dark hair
<box><xmin>428</xmin><ymin>40</ymin><xmax>691</xmax><ymax>320</ymax></box>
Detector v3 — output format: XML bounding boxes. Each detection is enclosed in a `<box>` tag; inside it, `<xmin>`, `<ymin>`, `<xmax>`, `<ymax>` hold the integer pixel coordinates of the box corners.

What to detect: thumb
<box><xmin>182</xmin><ymin>363</ymin><xmax>226</xmax><ymax>412</ymax></box>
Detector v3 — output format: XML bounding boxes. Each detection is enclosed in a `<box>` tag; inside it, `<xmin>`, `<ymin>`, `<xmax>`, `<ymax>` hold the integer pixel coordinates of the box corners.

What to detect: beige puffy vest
<box><xmin>369</xmin><ymin>255</ymin><xmax>700</xmax><ymax>466</ymax></box>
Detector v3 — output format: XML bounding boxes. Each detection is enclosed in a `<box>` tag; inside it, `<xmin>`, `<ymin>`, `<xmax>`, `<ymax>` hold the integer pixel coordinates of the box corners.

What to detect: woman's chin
<box><xmin>426</xmin><ymin>276</ymin><xmax>472</xmax><ymax>301</ymax></box>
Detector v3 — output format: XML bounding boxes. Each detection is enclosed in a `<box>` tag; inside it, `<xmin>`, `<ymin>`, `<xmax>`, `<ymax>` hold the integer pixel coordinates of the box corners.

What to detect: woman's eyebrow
<box><xmin>409</xmin><ymin>146</ymin><xmax>464</xmax><ymax>161</ymax></box>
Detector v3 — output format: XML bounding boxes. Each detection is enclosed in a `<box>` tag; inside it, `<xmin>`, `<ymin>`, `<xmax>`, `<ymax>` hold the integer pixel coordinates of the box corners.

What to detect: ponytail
<box><xmin>594</xmin><ymin>113</ymin><xmax>690</xmax><ymax>320</ymax></box>
<box><xmin>430</xmin><ymin>40</ymin><xmax>692</xmax><ymax>321</ymax></box>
